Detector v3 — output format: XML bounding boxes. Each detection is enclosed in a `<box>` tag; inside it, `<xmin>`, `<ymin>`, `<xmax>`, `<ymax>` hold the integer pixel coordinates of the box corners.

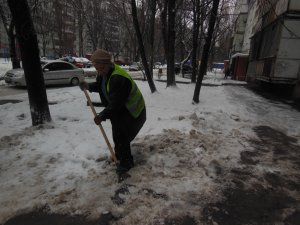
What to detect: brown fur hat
<box><xmin>91</xmin><ymin>49</ymin><xmax>112</xmax><ymax>63</ymax></box>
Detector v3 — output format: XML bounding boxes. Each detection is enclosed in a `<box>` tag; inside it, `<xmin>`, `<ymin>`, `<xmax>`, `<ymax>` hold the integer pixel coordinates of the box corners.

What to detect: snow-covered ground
<box><xmin>0</xmin><ymin>68</ymin><xmax>299</xmax><ymax>224</ymax></box>
<box><xmin>0</xmin><ymin>59</ymin><xmax>12</xmax><ymax>86</ymax></box>
<box><xmin>0</xmin><ymin>58</ymin><xmax>11</xmax><ymax>74</ymax></box>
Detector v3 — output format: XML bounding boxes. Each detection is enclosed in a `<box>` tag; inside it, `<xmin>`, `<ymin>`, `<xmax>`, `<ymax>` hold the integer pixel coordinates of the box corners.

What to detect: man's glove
<box><xmin>94</xmin><ymin>115</ymin><xmax>102</xmax><ymax>125</ymax></box>
<box><xmin>79</xmin><ymin>81</ymin><xmax>89</xmax><ymax>91</ymax></box>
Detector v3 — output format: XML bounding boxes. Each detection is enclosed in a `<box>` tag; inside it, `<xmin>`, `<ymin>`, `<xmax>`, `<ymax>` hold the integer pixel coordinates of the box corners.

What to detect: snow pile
<box><xmin>0</xmin><ymin>74</ymin><xmax>299</xmax><ymax>224</ymax></box>
<box><xmin>0</xmin><ymin>59</ymin><xmax>12</xmax><ymax>86</ymax></box>
<box><xmin>0</xmin><ymin>58</ymin><xmax>12</xmax><ymax>76</ymax></box>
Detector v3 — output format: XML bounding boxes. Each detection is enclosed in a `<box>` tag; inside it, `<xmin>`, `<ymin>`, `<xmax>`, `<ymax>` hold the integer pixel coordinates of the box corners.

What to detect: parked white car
<box><xmin>129</xmin><ymin>62</ymin><xmax>142</xmax><ymax>71</ymax></box>
<box><xmin>78</xmin><ymin>57</ymin><xmax>93</xmax><ymax>68</ymax></box>
<box><xmin>4</xmin><ymin>60</ymin><xmax>84</xmax><ymax>86</ymax></box>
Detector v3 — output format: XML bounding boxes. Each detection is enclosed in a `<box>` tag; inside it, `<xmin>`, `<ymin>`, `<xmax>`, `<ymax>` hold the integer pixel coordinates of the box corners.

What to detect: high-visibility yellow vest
<box><xmin>107</xmin><ymin>64</ymin><xmax>145</xmax><ymax>118</ymax></box>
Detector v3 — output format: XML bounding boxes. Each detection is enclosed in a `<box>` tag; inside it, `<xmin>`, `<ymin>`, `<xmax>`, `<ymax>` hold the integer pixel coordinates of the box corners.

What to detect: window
<box><xmin>44</xmin><ymin>62</ymin><xmax>74</xmax><ymax>71</ymax></box>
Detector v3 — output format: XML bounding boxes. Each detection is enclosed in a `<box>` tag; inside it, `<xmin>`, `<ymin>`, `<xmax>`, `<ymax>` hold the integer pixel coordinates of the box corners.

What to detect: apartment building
<box><xmin>228</xmin><ymin>0</ymin><xmax>249</xmax><ymax>80</ymax></box>
<box><xmin>246</xmin><ymin>0</ymin><xmax>300</xmax><ymax>88</ymax></box>
<box><xmin>231</xmin><ymin>0</ymin><xmax>249</xmax><ymax>54</ymax></box>
<box><xmin>229</xmin><ymin>0</ymin><xmax>300</xmax><ymax>97</ymax></box>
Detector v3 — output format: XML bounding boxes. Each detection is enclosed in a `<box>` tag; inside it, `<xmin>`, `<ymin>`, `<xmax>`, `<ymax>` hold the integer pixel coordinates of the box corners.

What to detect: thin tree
<box><xmin>83</xmin><ymin>0</ymin><xmax>105</xmax><ymax>51</ymax></box>
<box><xmin>148</xmin><ymin>0</ymin><xmax>157</xmax><ymax>77</ymax></box>
<box><xmin>166</xmin><ymin>0</ymin><xmax>176</xmax><ymax>87</ymax></box>
<box><xmin>7</xmin><ymin>0</ymin><xmax>52</xmax><ymax>125</ymax></box>
<box><xmin>158</xmin><ymin>0</ymin><xmax>168</xmax><ymax>59</ymax></box>
<box><xmin>191</xmin><ymin>0</ymin><xmax>201</xmax><ymax>83</ymax></box>
<box><xmin>111</xmin><ymin>0</ymin><xmax>138</xmax><ymax>62</ymax></box>
<box><xmin>193</xmin><ymin>0</ymin><xmax>220</xmax><ymax>103</ymax></box>
<box><xmin>131</xmin><ymin>0</ymin><xmax>157</xmax><ymax>93</ymax></box>
<box><xmin>71</xmin><ymin>0</ymin><xmax>85</xmax><ymax>56</ymax></box>
<box><xmin>175</xmin><ymin>1</ymin><xmax>192</xmax><ymax>63</ymax></box>
<box><xmin>31</xmin><ymin>0</ymin><xmax>54</xmax><ymax>57</ymax></box>
<box><xmin>0</xmin><ymin>0</ymin><xmax>20</xmax><ymax>68</ymax></box>
<box><xmin>207</xmin><ymin>0</ymin><xmax>227</xmax><ymax>69</ymax></box>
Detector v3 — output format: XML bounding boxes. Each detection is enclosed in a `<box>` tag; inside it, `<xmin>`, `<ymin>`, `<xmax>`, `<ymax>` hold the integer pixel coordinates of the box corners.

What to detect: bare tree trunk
<box><xmin>42</xmin><ymin>36</ymin><xmax>47</xmax><ymax>57</ymax></box>
<box><xmin>208</xmin><ymin>0</ymin><xmax>226</xmax><ymax>70</ymax></box>
<box><xmin>180</xmin><ymin>50</ymin><xmax>192</xmax><ymax>78</ymax></box>
<box><xmin>191</xmin><ymin>0</ymin><xmax>201</xmax><ymax>83</ymax></box>
<box><xmin>79</xmin><ymin>0</ymin><xmax>85</xmax><ymax>56</ymax></box>
<box><xmin>197</xmin><ymin>22</ymin><xmax>204</xmax><ymax>61</ymax></box>
<box><xmin>196</xmin><ymin>1</ymin><xmax>207</xmax><ymax>64</ymax></box>
<box><xmin>7</xmin><ymin>0</ymin><xmax>52</xmax><ymax>125</ymax></box>
<box><xmin>193</xmin><ymin>0</ymin><xmax>220</xmax><ymax>103</ymax></box>
<box><xmin>208</xmin><ymin>43</ymin><xmax>216</xmax><ymax>71</ymax></box>
<box><xmin>0</xmin><ymin>3</ymin><xmax>20</xmax><ymax>68</ymax></box>
<box><xmin>116</xmin><ymin>1</ymin><xmax>137</xmax><ymax>62</ymax></box>
<box><xmin>160</xmin><ymin>0</ymin><xmax>168</xmax><ymax>59</ymax></box>
<box><xmin>208</xmin><ymin>20</ymin><xmax>219</xmax><ymax>70</ymax></box>
<box><xmin>131</xmin><ymin>0</ymin><xmax>156</xmax><ymax>93</ymax></box>
<box><xmin>78</xmin><ymin>2</ymin><xmax>84</xmax><ymax>57</ymax></box>
<box><xmin>8</xmin><ymin>22</ymin><xmax>21</xmax><ymax>69</ymax></box>
<box><xmin>166</xmin><ymin>0</ymin><xmax>176</xmax><ymax>87</ymax></box>
<box><xmin>148</xmin><ymin>0</ymin><xmax>157</xmax><ymax>77</ymax></box>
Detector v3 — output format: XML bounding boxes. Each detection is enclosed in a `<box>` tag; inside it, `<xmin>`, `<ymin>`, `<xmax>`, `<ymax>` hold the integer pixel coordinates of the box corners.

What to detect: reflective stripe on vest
<box><xmin>107</xmin><ymin>65</ymin><xmax>145</xmax><ymax>118</ymax></box>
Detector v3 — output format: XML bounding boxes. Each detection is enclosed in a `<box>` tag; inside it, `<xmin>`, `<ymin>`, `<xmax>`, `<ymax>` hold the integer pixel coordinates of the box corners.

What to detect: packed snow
<box><xmin>0</xmin><ymin>59</ymin><xmax>12</xmax><ymax>86</ymax></box>
<box><xmin>0</xmin><ymin>62</ymin><xmax>299</xmax><ymax>224</ymax></box>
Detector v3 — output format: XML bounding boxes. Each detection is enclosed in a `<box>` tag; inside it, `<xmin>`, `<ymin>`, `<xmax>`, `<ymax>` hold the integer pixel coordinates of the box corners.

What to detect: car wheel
<box><xmin>70</xmin><ymin>77</ymin><xmax>79</xmax><ymax>86</ymax></box>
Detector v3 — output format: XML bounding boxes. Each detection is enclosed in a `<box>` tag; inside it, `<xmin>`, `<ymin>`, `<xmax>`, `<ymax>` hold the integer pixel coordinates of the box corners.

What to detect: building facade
<box><xmin>1</xmin><ymin>0</ymin><xmax>125</xmax><ymax>61</ymax></box>
<box><xmin>228</xmin><ymin>0</ymin><xmax>249</xmax><ymax>80</ymax></box>
<box><xmin>230</xmin><ymin>0</ymin><xmax>249</xmax><ymax>54</ymax></box>
<box><xmin>242</xmin><ymin>0</ymin><xmax>259</xmax><ymax>53</ymax></box>
<box><xmin>246</xmin><ymin>0</ymin><xmax>300</xmax><ymax>86</ymax></box>
<box><xmin>229</xmin><ymin>0</ymin><xmax>300</xmax><ymax>96</ymax></box>
<box><xmin>50</xmin><ymin>0</ymin><xmax>77</xmax><ymax>58</ymax></box>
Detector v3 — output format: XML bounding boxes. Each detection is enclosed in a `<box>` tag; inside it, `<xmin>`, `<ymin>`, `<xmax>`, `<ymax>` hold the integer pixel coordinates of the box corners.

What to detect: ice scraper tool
<box><xmin>83</xmin><ymin>88</ymin><xmax>117</xmax><ymax>163</ymax></box>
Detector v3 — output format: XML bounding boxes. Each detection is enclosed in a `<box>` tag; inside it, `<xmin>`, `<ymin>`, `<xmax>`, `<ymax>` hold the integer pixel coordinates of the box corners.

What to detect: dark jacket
<box><xmin>88</xmin><ymin>66</ymin><xmax>146</xmax><ymax>142</ymax></box>
<box><xmin>88</xmin><ymin>67</ymin><xmax>132</xmax><ymax>121</ymax></box>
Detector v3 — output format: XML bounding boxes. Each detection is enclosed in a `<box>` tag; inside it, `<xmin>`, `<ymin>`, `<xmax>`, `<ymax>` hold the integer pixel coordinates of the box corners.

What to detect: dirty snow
<box><xmin>0</xmin><ymin>69</ymin><xmax>299</xmax><ymax>224</ymax></box>
<box><xmin>0</xmin><ymin>59</ymin><xmax>12</xmax><ymax>86</ymax></box>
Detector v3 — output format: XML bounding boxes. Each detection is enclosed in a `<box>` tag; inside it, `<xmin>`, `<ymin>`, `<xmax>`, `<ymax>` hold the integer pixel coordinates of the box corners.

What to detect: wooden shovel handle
<box><xmin>83</xmin><ymin>88</ymin><xmax>117</xmax><ymax>163</ymax></box>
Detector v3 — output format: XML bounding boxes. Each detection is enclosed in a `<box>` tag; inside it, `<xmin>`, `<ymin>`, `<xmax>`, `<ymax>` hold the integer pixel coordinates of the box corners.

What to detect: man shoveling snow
<box><xmin>79</xmin><ymin>49</ymin><xmax>146</xmax><ymax>175</ymax></box>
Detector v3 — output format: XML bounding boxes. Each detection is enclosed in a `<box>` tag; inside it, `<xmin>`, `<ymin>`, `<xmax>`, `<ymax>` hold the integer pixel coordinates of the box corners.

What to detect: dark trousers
<box><xmin>111</xmin><ymin>108</ymin><xmax>146</xmax><ymax>166</ymax></box>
